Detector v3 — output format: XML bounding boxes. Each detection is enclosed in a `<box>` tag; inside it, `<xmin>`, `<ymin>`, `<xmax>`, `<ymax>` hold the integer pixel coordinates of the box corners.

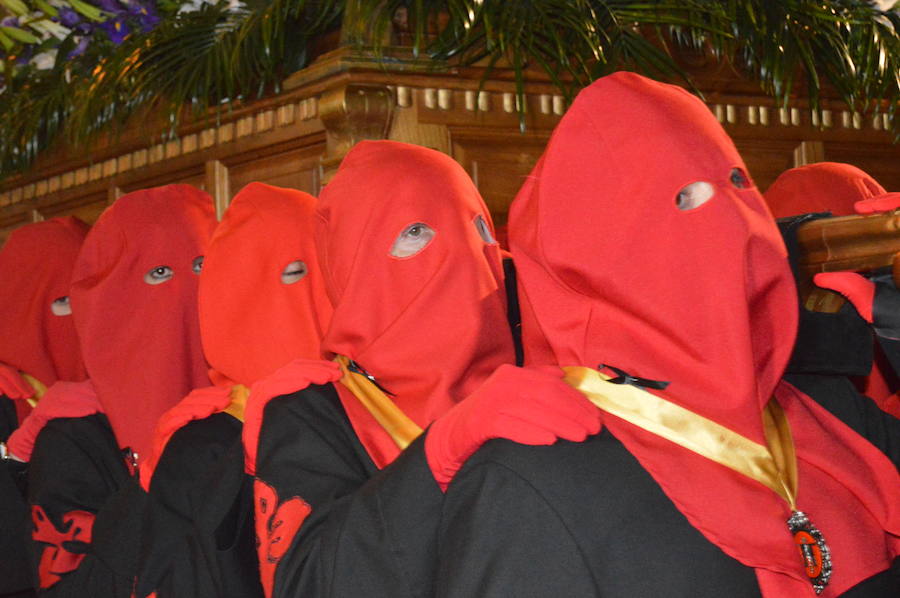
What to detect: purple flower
<box><xmin>0</xmin><ymin>16</ymin><xmax>20</xmax><ymax>28</ymax></box>
<box><xmin>126</xmin><ymin>1</ymin><xmax>159</xmax><ymax>32</ymax></box>
<box><xmin>58</xmin><ymin>7</ymin><xmax>82</xmax><ymax>28</ymax></box>
<box><xmin>99</xmin><ymin>16</ymin><xmax>129</xmax><ymax>44</ymax></box>
<box><xmin>68</xmin><ymin>35</ymin><xmax>90</xmax><ymax>58</ymax></box>
<box><xmin>96</xmin><ymin>0</ymin><xmax>125</xmax><ymax>14</ymax></box>
<box><xmin>15</xmin><ymin>45</ymin><xmax>33</xmax><ymax>65</ymax></box>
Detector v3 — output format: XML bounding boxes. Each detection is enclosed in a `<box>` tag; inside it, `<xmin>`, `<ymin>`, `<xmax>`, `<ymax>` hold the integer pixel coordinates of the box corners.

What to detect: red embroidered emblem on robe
<box><xmin>31</xmin><ymin>505</ymin><xmax>95</xmax><ymax>589</ymax></box>
<box><xmin>254</xmin><ymin>478</ymin><xmax>311</xmax><ymax>598</ymax></box>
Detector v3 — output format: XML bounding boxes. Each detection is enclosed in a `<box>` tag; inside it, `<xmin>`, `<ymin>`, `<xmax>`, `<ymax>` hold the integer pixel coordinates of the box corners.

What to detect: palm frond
<box><xmin>2</xmin><ymin>0</ymin><xmax>900</xmax><ymax>180</ymax></box>
<box><xmin>348</xmin><ymin>1</ymin><xmax>900</xmax><ymax>132</ymax></box>
<box><xmin>68</xmin><ymin>0</ymin><xmax>341</xmax><ymax>143</ymax></box>
<box><xmin>347</xmin><ymin>1</ymin><xmax>733</xmax><ymax>130</ymax></box>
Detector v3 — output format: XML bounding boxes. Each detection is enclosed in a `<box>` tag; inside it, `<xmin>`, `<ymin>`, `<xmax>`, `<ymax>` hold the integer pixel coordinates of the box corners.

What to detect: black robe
<box><xmin>436</xmin><ymin>231</ymin><xmax>899</xmax><ymax>597</ymax></box>
<box><xmin>255</xmin><ymin>382</ymin><xmax>443</xmax><ymax>598</ymax></box>
<box><xmin>434</xmin><ymin>375</ymin><xmax>900</xmax><ymax>598</ymax></box>
<box><xmin>137</xmin><ymin>412</ymin><xmax>262</xmax><ymax>598</ymax></box>
<box><xmin>433</xmin><ymin>255</ymin><xmax>900</xmax><ymax>597</ymax></box>
<box><xmin>250</xmin><ymin>256</ymin><xmax>524</xmax><ymax>597</ymax></box>
<box><xmin>1</xmin><ymin>394</ymin><xmax>33</xmax><ymax>596</ymax></box>
<box><xmin>26</xmin><ymin>414</ymin><xmax>145</xmax><ymax>597</ymax></box>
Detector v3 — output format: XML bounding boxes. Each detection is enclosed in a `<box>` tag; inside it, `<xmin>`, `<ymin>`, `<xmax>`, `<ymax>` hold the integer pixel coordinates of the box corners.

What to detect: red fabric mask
<box><xmin>70</xmin><ymin>185</ymin><xmax>216</xmax><ymax>461</ymax></box>
<box><xmin>200</xmin><ymin>182</ymin><xmax>333</xmax><ymax>386</ymax></box>
<box><xmin>511</xmin><ymin>72</ymin><xmax>900</xmax><ymax>596</ymax></box>
<box><xmin>317</xmin><ymin>140</ymin><xmax>515</xmax><ymax>466</ymax></box>
<box><xmin>0</xmin><ymin>217</ymin><xmax>89</xmax><ymax>386</ymax></box>
<box><xmin>764</xmin><ymin>162</ymin><xmax>887</xmax><ymax>218</ymax></box>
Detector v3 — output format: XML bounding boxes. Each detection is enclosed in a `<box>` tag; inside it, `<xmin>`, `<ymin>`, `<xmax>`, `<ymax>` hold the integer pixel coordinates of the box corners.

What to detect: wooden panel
<box><xmin>822</xmin><ymin>142</ymin><xmax>900</xmax><ymax>193</ymax></box>
<box><xmin>45</xmin><ymin>195</ymin><xmax>109</xmax><ymax>225</ymax></box>
<box><xmin>206</xmin><ymin>160</ymin><xmax>231</xmax><ymax>220</ymax></box>
<box><xmin>451</xmin><ymin>131</ymin><xmax>550</xmax><ymax>227</ymax></box>
<box><xmin>0</xmin><ymin>193</ymin><xmax>105</xmax><ymax>244</ymax></box>
<box><xmin>0</xmin><ymin>213</ymin><xmax>29</xmax><ymax>245</ymax></box>
<box><xmin>228</xmin><ymin>142</ymin><xmax>325</xmax><ymax>196</ymax></box>
<box><xmin>793</xmin><ymin>141</ymin><xmax>826</xmax><ymax>167</ymax></box>
<box><xmin>730</xmin><ymin>138</ymin><xmax>800</xmax><ymax>192</ymax></box>
<box><xmin>118</xmin><ymin>169</ymin><xmax>207</xmax><ymax>195</ymax></box>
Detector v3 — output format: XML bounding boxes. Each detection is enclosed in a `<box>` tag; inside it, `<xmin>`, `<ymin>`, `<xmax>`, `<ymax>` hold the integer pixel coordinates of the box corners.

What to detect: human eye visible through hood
<box><xmin>144</xmin><ymin>266</ymin><xmax>174</xmax><ymax>285</ymax></box>
<box><xmin>390</xmin><ymin>222</ymin><xmax>435</xmax><ymax>258</ymax></box>
<box><xmin>675</xmin><ymin>181</ymin><xmax>715</xmax><ymax>211</ymax></box>
<box><xmin>50</xmin><ymin>296</ymin><xmax>71</xmax><ymax>316</ymax></box>
<box><xmin>281</xmin><ymin>260</ymin><xmax>308</xmax><ymax>284</ymax></box>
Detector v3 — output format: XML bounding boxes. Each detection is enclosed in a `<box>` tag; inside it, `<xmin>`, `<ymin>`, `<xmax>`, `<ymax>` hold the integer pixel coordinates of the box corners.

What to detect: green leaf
<box><xmin>0</xmin><ymin>29</ymin><xmax>14</xmax><ymax>52</ymax></box>
<box><xmin>28</xmin><ymin>18</ymin><xmax>72</xmax><ymax>41</ymax></box>
<box><xmin>34</xmin><ymin>0</ymin><xmax>59</xmax><ymax>18</ymax></box>
<box><xmin>69</xmin><ymin>0</ymin><xmax>107</xmax><ymax>22</ymax></box>
<box><xmin>0</xmin><ymin>25</ymin><xmax>40</xmax><ymax>44</ymax></box>
<box><xmin>0</xmin><ymin>0</ymin><xmax>29</xmax><ymax>17</ymax></box>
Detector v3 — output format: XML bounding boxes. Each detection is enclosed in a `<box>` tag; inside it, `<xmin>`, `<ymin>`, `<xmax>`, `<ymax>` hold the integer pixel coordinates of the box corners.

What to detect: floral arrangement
<box><xmin>1</xmin><ymin>0</ymin><xmax>160</xmax><ymax>81</ymax></box>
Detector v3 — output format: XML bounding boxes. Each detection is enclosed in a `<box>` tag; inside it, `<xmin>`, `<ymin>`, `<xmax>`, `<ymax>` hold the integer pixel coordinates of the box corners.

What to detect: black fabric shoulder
<box><xmin>268</xmin><ymin>382</ymin><xmax>357</xmax><ymax>432</ymax></box>
<box><xmin>838</xmin><ymin>556</ymin><xmax>900</xmax><ymax>597</ymax></box>
<box><xmin>28</xmin><ymin>414</ymin><xmax>141</xmax><ymax>598</ymax></box>
<box><xmin>1</xmin><ymin>394</ymin><xmax>18</xmax><ymax>440</ymax></box>
<box><xmin>789</xmin><ymin>304</ymin><xmax>874</xmax><ymax>376</ymax></box>
<box><xmin>0</xmin><ymin>395</ymin><xmax>30</xmax><ymax>593</ymax></box>
<box><xmin>149</xmin><ymin>411</ymin><xmax>241</xmax><ymax>517</ymax></box>
<box><xmin>260</xmin><ymin>382</ymin><xmax>375</xmax><ymax>487</ymax></box>
<box><xmin>284</xmin><ymin>434</ymin><xmax>443</xmax><ymax>598</ymax></box>
<box><xmin>29</xmin><ymin>414</ymin><xmax>129</xmax><ymax>515</ymax></box>
<box><xmin>0</xmin><ymin>456</ymin><xmax>32</xmax><ymax>593</ymax></box>
<box><xmin>138</xmin><ymin>431</ymin><xmax>263</xmax><ymax>598</ymax></box>
<box><xmin>437</xmin><ymin>431</ymin><xmax>761</xmax><ymax>597</ymax></box>
<box><xmin>875</xmin><ymin>336</ymin><xmax>900</xmax><ymax>385</ymax></box>
<box><xmin>777</xmin><ymin>213</ymin><xmax>874</xmax><ymax>377</ymax></box>
<box><xmin>257</xmin><ymin>384</ymin><xmax>444</xmax><ymax>598</ymax></box>
<box><xmin>139</xmin><ymin>412</ymin><xmax>246</xmax><ymax>596</ymax></box>
<box><xmin>785</xmin><ymin>374</ymin><xmax>900</xmax><ymax>470</ymax></box>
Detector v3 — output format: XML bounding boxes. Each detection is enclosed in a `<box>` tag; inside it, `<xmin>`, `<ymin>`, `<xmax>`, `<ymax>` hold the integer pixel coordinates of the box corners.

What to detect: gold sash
<box><xmin>334</xmin><ymin>355</ymin><xmax>423</xmax><ymax>450</ymax></box>
<box><xmin>21</xmin><ymin>373</ymin><xmax>47</xmax><ymax>409</ymax></box>
<box><xmin>224</xmin><ymin>384</ymin><xmax>250</xmax><ymax>422</ymax></box>
<box><xmin>562</xmin><ymin>366</ymin><xmax>798</xmax><ymax>509</ymax></box>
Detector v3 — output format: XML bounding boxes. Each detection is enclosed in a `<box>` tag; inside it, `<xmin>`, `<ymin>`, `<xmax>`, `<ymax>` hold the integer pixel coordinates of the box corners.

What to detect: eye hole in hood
<box><xmin>50</xmin><ymin>296</ymin><xmax>72</xmax><ymax>316</ymax></box>
<box><xmin>281</xmin><ymin>260</ymin><xmax>308</xmax><ymax>284</ymax></box>
<box><xmin>390</xmin><ymin>222</ymin><xmax>435</xmax><ymax>258</ymax></box>
<box><xmin>144</xmin><ymin>266</ymin><xmax>174</xmax><ymax>285</ymax></box>
<box><xmin>676</xmin><ymin>181</ymin><xmax>715</xmax><ymax>211</ymax></box>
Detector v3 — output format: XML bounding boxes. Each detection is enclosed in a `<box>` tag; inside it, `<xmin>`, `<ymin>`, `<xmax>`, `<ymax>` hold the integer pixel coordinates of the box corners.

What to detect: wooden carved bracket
<box><xmin>318</xmin><ymin>84</ymin><xmax>395</xmax><ymax>184</ymax></box>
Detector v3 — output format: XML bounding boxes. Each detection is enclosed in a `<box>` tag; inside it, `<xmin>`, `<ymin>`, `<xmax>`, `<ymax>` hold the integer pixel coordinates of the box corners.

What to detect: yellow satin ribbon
<box><xmin>224</xmin><ymin>384</ymin><xmax>249</xmax><ymax>422</ymax></box>
<box><xmin>21</xmin><ymin>373</ymin><xmax>47</xmax><ymax>409</ymax></box>
<box><xmin>562</xmin><ymin>366</ymin><xmax>798</xmax><ymax>509</ymax></box>
<box><xmin>335</xmin><ymin>355</ymin><xmax>423</xmax><ymax>450</ymax></box>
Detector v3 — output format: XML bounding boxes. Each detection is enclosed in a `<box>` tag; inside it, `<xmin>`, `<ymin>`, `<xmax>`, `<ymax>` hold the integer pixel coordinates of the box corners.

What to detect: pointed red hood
<box><xmin>0</xmin><ymin>217</ymin><xmax>89</xmax><ymax>386</ymax></box>
<box><xmin>764</xmin><ymin>162</ymin><xmax>888</xmax><ymax>218</ymax></box>
<box><xmin>511</xmin><ymin>72</ymin><xmax>900</xmax><ymax>596</ymax></box>
<box><xmin>317</xmin><ymin>141</ymin><xmax>515</xmax><ymax>465</ymax></box>
<box><xmin>200</xmin><ymin>182</ymin><xmax>333</xmax><ymax>386</ymax></box>
<box><xmin>70</xmin><ymin>185</ymin><xmax>216</xmax><ymax>461</ymax></box>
